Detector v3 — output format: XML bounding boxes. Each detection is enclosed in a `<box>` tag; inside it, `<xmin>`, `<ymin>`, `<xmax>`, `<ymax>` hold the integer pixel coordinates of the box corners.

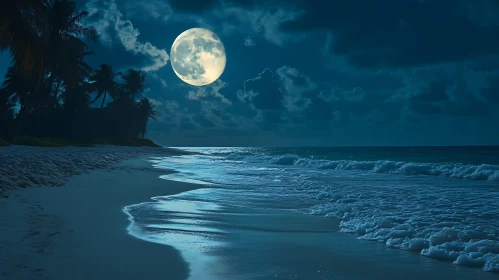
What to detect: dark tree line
<box><xmin>0</xmin><ymin>0</ymin><xmax>157</xmax><ymax>143</ymax></box>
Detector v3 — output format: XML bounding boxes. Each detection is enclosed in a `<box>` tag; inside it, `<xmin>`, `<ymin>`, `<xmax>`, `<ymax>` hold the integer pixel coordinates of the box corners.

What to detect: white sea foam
<box><xmin>265</xmin><ymin>154</ymin><xmax>499</xmax><ymax>181</ymax></box>
<box><xmin>124</xmin><ymin>148</ymin><xmax>499</xmax><ymax>273</ymax></box>
<box><xmin>306</xmin><ymin>178</ymin><xmax>499</xmax><ymax>272</ymax></box>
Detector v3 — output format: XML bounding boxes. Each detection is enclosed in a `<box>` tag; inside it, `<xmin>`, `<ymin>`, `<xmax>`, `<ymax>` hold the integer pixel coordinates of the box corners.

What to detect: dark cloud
<box><xmin>411</xmin><ymin>80</ymin><xmax>448</xmax><ymax>102</ymax></box>
<box><xmin>281</xmin><ymin>0</ymin><xmax>499</xmax><ymax>68</ymax></box>
<box><xmin>237</xmin><ymin>68</ymin><xmax>282</xmax><ymax>110</ymax></box>
<box><xmin>166</xmin><ymin>0</ymin><xmax>256</xmax><ymax>14</ymax></box>
<box><xmin>445</xmin><ymin>75</ymin><xmax>489</xmax><ymax>116</ymax></box>
<box><xmin>459</xmin><ymin>0</ymin><xmax>499</xmax><ymax>27</ymax></box>
<box><xmin>238</xmin><ymin>66</ymin><xmax>401</xmax><ymax>127</ymax></box>
<box><xmin>481</xmin><ymin>73</ymin><xmax>499</xmax><ymax>105</ymax></box>
<box><xmin>2</xmin><ymin>0</ymin><xmax>499</xmax><ymax>146</ymax></box>
<box><xmin>399</xmin><ymin>67</ymin><xmax>491</xmax><ymax>117</ymax></box>
<box><xmin>302</xmin><ymin>97</ymin><xmax>335</xmax><ymax>121</ymax></box>
<box><xmin>77</xmin><ymin>0</ymin><xmax>499</xmax><ymax>146</ymax></box>
<box><xmin>192</xmin><ymin>113</ymin><xmax>216</xmax><ymax>127</ymax></box>
<box><xmin>167</xmin><ymin>0</ymin><xmax>218</xmax><ymax>13</ymax></box>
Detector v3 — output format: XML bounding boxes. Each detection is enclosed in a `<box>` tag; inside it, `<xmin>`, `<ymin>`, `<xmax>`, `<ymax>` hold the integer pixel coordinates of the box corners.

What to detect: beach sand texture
<box><xmin>0</xmin><ymin>155</ymin><xmax>197</xmax><ymax>280</ymax></box>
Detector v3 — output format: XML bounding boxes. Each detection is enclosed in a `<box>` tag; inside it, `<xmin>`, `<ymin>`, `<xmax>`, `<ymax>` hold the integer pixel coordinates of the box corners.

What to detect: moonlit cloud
<box><xmin>123</xmin><ymin>0</ymin><xmax>173</xmax><ymax>22</ymax></box>
<box><xmin>85</xmin><ymin>0</ymin><xmax>169</xmax><ymax>72</ymax></box>
<box><xmin>188</xmin><ymin>80</ymin><xmax>232</xmax><ymax>105</ymax></box>
<box><xmin>149</xmin><ymin>73</ymin><xmax>168</xmax><ymax>88</ymax></box>
<box><xmin>55</xmin><ymin>0</ymin><xmax>499</xmax><ymax>145</ymax></box>
<box><xmin>244</xmin><ymin>36</ymin><xmax>256</xmax><ymax>47</ymax></box>
<box><xmin>276</xmin><ymin>66</ymin><xmax>315</xmax><ymax>111</ymax></box>
<box><xmin>199</xmin><ymin>4</ymin><xmax>304</xmax><ymax>46</ymax></box>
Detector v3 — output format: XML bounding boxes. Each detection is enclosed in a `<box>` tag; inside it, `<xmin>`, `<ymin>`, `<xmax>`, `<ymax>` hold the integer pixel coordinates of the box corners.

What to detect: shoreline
<box><xmin>2</xmin><ymin>147</ymin><xmax>498</xmax><ymax>279</ymax></box>
<box><xmin>0</xmin><ymin>145</ymin><xmax>192</xmax><ymax>197</ymax></box>
<box><xmin>0</xmin><ymin>156</ymin><xmax>199</xmax><ymax>280</ymax></box>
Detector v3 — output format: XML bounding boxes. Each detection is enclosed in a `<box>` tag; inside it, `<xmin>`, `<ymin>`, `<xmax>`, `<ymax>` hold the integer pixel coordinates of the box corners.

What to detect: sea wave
<box><xmin>266</xmin><ymin>154</ymin><xmax>499</xmax><ymax>181</ymax></box>
<box><xmin>307</xmin><ymin>180</ymin><xmax>499</xmax><ymax>272</ymax></box>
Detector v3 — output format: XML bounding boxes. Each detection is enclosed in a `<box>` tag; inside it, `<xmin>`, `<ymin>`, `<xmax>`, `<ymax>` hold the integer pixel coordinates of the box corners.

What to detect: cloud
<box><xmin>244</xmin><ymin>36</ymin><xmax>256</xmax><ymax>47</ymax></box>
<box><xmin>318</xmin><ymin>86</ymin><xmax>366</xmax><ymax>103</ymax></box>
<box><xmin>459</xmin><ymin>0</ymin><xmax>499</xmax><ymax>27</ymax></box>
<box><xmin>320</xmin><ymin>32</ymin><xmax>333</xmax><ymax>57</ymax></box>
<box><xmin>123</xmin><ymin>0</ymin><xmax>173</xmax><ymax>22</ymax></box>
<box><xmin>84</xmin><ymin>0</ymin><xmax>114</xmax><ymax>46</ymax></box>
<box><xmin>181</xmin><ymin>2</ymin><xmax>303</xmax><ymax>47</ymax></box>
<box><xmin>236</xmin><ymin>59</ymin><xmax>499</xmax><ymax>134</ymax></box>
<box><xmin>187</xmin><ymin>80</ymin><xmax>232</xmax><ymax>105</ymax></box>
<box><xmin>191</xmin><ymin>113</ymin><xmax>216</xmax><ymax>127</ymax></box>
<box><xmin>281</xmin><ymin>1</ymin><xmax>499</xmax><ymax>68</ymax></box>
<box><xmin>238</xmin><ymin>67</ymin><xmax>319</xmax><ymax>123</ymax></box>
<box><xmin>238</xmin><ymin>68</ymin><xmax>278</xmax><ymax>108</ymax></box>
<box><xmin>187</xmin><ymin>80</ymin><xmax>240</xmax><ymax>128</ymax></box>
<box><xmin>148</xmin><ymin>73</ymin><xmax>168</xmax><ymax>88</ymax></box>
<box><xmin>165</xmin><ymin>0</ymin><xmax>221</xmax><ymax>13</ymax></box>
<box><xmin>148</xmin><ymin>80</ymin><xmax>237</xmax><ymax>132</ymax></box>
<box><xmin>275</xmin><ymin>66</ymin><xmax>315</xmax><ymax>111</ymax></box>
<box><xmin>85</xmin><ymin>0</ymin><xmax>169</xmax><ymax>72</ymax></box>
<box><xmin>395</xmin><ymin>64</ymin><xmax>493</xmax><ymax>117</ymax></box>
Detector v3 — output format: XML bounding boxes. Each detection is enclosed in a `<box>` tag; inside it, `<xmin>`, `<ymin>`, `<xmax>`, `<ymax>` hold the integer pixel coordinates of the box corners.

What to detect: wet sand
<box><xmin>124</xmin><ymin>187</ymin><xmax>499</xmax><ymax>280</ymax></box>
<box><xmin>0</xmin><ymin>158</ymin><xmax>198</xmax><ymax>280</ymax></box>
<box><xmin>2</xmin><ymin>156</ymin><xmax>498</xmax><ymax>280</ymax></box>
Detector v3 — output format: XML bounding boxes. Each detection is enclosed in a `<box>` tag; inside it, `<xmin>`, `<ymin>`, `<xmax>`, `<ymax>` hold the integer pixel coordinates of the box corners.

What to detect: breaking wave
<box><xmin>149</xmin><ymin>147</ymin><xmax>499</xmax><ymax>272</ymax></box>
<box><xmin>307</xmin><ymin>178</ymin><xmax>499</xmax><ymax>272</ymax></box>
<box><xmin>267</xmin><ymin>154</ymin><xmax>499</xmax><ymax>181</ymax></box>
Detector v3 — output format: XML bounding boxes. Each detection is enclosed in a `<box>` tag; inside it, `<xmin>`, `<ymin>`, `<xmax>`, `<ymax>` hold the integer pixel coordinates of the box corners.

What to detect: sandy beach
<box><xmin>1</xmin><ymin>147</ymin><xmax>498</xmax><ymax>280</ymax></box>
<box><xmin>0</xmin><ymin>157</ymin><xmax>198</xmax><ymax>280</ymax></box>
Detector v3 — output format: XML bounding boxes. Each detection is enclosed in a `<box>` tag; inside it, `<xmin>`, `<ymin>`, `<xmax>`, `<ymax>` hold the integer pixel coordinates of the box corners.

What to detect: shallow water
<box><xmin>124</xmin><ymin>147</ymin><xmax>499</xmax><ymax>279</ymax></box>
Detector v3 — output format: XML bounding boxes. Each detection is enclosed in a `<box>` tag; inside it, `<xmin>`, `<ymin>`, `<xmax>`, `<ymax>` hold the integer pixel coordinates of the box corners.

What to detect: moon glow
<box><xmin>170</xmin><ymin>28</ymin><xmax>226</xmax><ymax>86</ymax></box>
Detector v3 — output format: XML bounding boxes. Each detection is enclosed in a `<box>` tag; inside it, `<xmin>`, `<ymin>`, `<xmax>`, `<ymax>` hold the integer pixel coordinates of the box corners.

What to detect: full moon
<box><xmin>170</xmin><ymin>28</ymin><xmax>226</xmax><ymax>86</ymax></box>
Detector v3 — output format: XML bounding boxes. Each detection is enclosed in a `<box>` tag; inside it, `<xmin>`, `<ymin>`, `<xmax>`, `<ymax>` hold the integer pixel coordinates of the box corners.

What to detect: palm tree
<box><xmin>1</xmin><ymin>0</ymin><xmax>159</xmax><ymax>142</ymax></box>
<box><xmin>62</xmin><ymin>80</ymin><xmax>92</xmax><ymax>110</ymax></box>
<box><xmin>0</xmin><ymin>88</ymin><xmax>15</xmax><ymax>136</ymax></box>
<box><xmin>2</xmin><ymin>67</ymin><xmax>36</xmax><ymax>116</ymax></box>
<box><xmin>0</xmin><ymin>0</ymin><xmax>47</xmax><ymax>73</ymax></box>
<box><xmin>122</xmin><ymin>69</ymin><xmax>146</xmax><ymax>101</ymax></box>
<box><xmin>90</xmin><ymin>64</ymin><xmax>119</xmax><ymax>108</ymax></box>
<box><xmin>136</xmin><ymin>98</ymin><xmax>157</xmax><ymax>138</ymax></box>
<box><xmin>43</xmin><ymin>0</ymin><xmax>95</xmax><ymax>104</ymax></box>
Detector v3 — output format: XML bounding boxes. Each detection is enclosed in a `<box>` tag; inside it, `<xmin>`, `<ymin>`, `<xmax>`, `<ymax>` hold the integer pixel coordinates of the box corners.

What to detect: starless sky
<box><xmin>2</xmin><ymin>0</ymin><xmax>499</xmax><ymax>146</ymax></box>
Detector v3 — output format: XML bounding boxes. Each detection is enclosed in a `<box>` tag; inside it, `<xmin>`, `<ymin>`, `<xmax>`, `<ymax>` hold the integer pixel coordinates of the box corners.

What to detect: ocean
<box><xmin>123</xmin><ymin>147</ymin><xmax>499</xmax><ymax>279</ymax></box>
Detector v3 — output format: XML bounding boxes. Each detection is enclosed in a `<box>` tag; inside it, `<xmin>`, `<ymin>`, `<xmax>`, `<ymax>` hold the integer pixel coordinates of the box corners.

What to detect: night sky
<box><xmin>3</xmin><ymin>0</ymin><xmax>499</xmax><ymax>147</ymax></box>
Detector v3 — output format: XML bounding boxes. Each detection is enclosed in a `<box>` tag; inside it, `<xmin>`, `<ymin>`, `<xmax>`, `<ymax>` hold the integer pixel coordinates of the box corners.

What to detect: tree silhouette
<box><xmin>137</xmin><ymin>98</ymin><xmax>157</xmax><ymax>139</ymax></box>
<box><xmin>90</xmin><ymin>64</ymin><xmax>119</xmax><ymax>109</ymax></box>
<box><xmin>0</xmin><ymin>0</ymin><xmax>158</xmax><ymax>144</ymax></box>
<box><xmin>43</xmin><ymin>0</ymin><xmax>95</xmax><ymax>107</ymax></box>
<box><xmin>0</xmin><ymin>0</ymin><xmax>47</xmax><ymax>74</ymax></box>
<box><xmin>122</xmin><ymin>69</ymin><xmax>146</xmax><ymax>101</ymax></box>
<box><xmin>0</xmin><ymin>88</ymin><xmax>15</xmax><ymax>136</ymax></box>
<box><xmin>2</xmin><ymin>67</ymin><xmax>36</xmax><ymax>116</ymax></box>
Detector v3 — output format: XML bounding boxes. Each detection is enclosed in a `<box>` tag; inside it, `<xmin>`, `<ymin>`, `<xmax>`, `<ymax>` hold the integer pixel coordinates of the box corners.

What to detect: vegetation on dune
<box><xmin>0</xmin><ymin>0</ymin><xmax>159</xmax><ymax>147</ymax></box>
